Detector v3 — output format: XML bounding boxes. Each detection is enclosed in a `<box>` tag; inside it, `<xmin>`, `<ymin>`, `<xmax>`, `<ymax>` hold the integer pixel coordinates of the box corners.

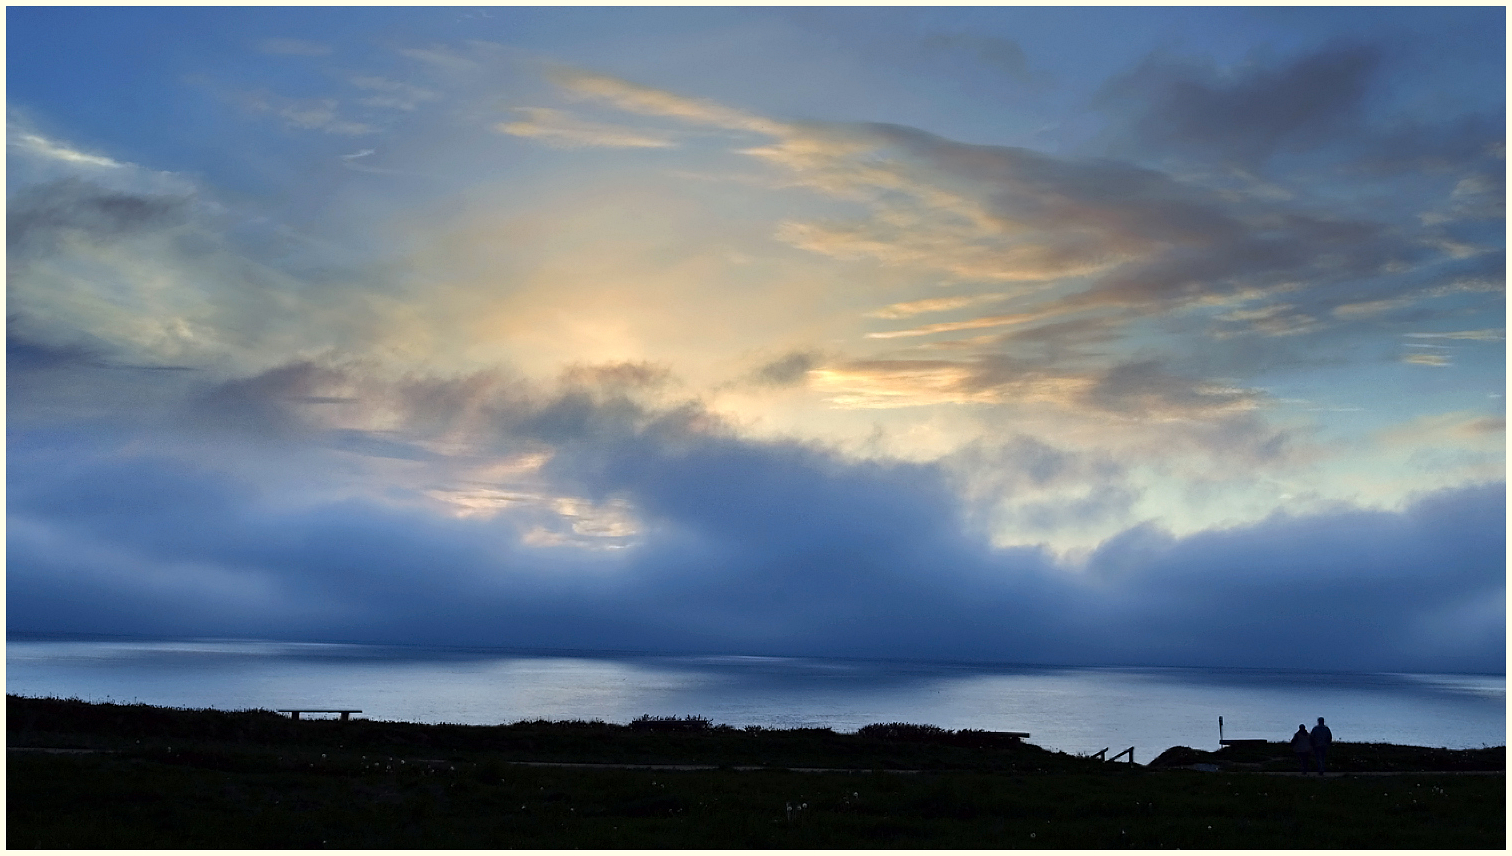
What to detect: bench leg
<box><xmin>340</xmin><ymin>711</ymin><xmax>350</xmax><ymax>722</ymax></box>
<box><xmin>290</xmin><ymin>711</ymin><xmax>300</xmax><ymax>720</ymax></box>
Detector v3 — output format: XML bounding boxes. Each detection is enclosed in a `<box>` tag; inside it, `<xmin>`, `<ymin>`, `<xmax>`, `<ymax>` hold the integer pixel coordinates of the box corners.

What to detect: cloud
<box><xmin>753</xmin><ymin>117</ymin><xmax>1414</xmax><ymax>343</ymax></box>
<box><xmin>8</xmin><ymin>130</ymin><xmax>122</xmax><ymax>169</ymax></box>
<box><xmin>528</xmin><ymin>66</ymin><xmax>1480</xmax><ymax>361</ymax></box>
<box><xmin>560</xmin><ymin>360</ymin><xmax>672</xmax><ymax>389</ymax></box>
<box><xmin>1332</xmin><ymin>298</ymin><xmax>1415</xmax><ymax>319</ymax></box>
<box><xmin>1081</xmin><ymin>360</ymin><xmax>1259</xmax><ymax>419</ymax></box>
<box><xmin>945</xmin><ymin>434</ymin><xmax>1137</xmax><ymax>543</ymax></box>
<box><xmin>812</xmin><ymin>360</ymin><xmax>1023</xmax><ymax>408</ymax></box>
<box><xmin>349</xmin><ymin>75</ymin><xmax>437</xmax><ymax>111</ymax></box>
<box><xmin>8</xmin><ymin>178</ymin><xmax>191</xmax><ymax>254</ymax></box>
<box><xmin>7</xmin><ymin>125</ymin><xmax>198</xmax><ymax>198</ymax></box>
<box><xmin>1376</xmin><ymin>410</ymin><xmax>1506</xmax><ymax>448</ymax></box>
<box><xmin>545</xmin><ymin>67</ymin><xmax>785</xmax><ymax>136</ymax></box>
<box><xmin>6</xmin><ymin>32</ymin><xmax>1501</xmax><ymax>676</ymax></box>
<box><xmin>1096</xmin><ymin>42</ymin><xmax>1383</xmax><ymax>166</ymax></box>
<box><xmin>1212</xmin><ymin>303</ymin><xmax>1321</xmax><ymax>338</ymax></box>
<box><xmin>1359</xmin><ymin>113</ymin><xmax>1505</xmax><ymax>176</ymax></box>
<box><xmin>242</xmin><ymin>91</ymin><xmax>374</xmax><ymax>135</ymax></box>
<box><xmin>6</xmin><ymin>375</ymin><xmax>1501</xmax><ymax>672</ymax></box>
<box><xmin>866</xmin><ymin>293</ymin><xmax>1007</xmax><ymax>320</ymax></box>
<box><xmin>4</xmin><ymin>167</ymin><xmax>408</xmax><ymax>375</ymax></box>
<box><xmin>497</xmin><ymin>108</ymin><xmax>676</xmax><ymax>149</ymax></box>
<box><xmin>811</xmin><ymin>356</ymin><xmax>1260</xmax><ymax>420</ymax></box>
<box><xmin>1079</xmin><ymin>481</ymin><xmax>1504</xmax><ymax>673</ymax></box>
<box><xmin>751</xmin><ymin>351</ymin><xmax>821</xmax><ymax>387</ymax></box>
<box><xmin>1402</xmin><ymin>353</ymin><xmax>1450</xmax><ymax>366</ymax></box>
<box><xmin>1422</xmin><ymin>275</ymin><xmax>1505</xmax><ymax>298</ymax></box>
<box><xmin>1406</xmin><ymin>329</ymin><xmax>1504</xmax><ymax>341</ymax></box>
<box><xmin>865</xmin><ymin>311</ymin><xmax>1047</xmax><ymax>339</ymax></box>
<box><xmin>398</xmin><ymin>45</ymin><xmax>481</xmax><ymax>72</ymax></box>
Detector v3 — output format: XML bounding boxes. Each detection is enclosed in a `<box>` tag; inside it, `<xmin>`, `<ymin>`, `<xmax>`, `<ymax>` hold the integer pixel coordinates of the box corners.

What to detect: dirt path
<box><xmin>11</xmin><ymin>747</ymin><xmax>1499</xmax><ymax>777</ymax></box>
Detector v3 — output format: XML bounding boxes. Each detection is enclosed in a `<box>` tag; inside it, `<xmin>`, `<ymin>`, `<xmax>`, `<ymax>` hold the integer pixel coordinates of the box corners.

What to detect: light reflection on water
<box><xmin>7</xmin><ymin>637</ymin><xmax>1503</xmax><ymax>760</ymax></box>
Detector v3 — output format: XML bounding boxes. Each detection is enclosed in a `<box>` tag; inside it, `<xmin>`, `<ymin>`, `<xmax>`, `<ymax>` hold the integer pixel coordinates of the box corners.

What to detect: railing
<box><xmin>1091</xmin><ymin>746</ymin><xmax>1135</xmax><ymax>763</ymax></box>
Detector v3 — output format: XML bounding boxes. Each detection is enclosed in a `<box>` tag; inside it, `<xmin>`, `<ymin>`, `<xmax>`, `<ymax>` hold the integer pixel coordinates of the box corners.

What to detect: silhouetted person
<box><xmin>1310</xmin><ymin>717</ymin><xmax>1332</xmax><ymax>775</ymax></box>
<box><xmin>1290</xmin><ymin>724</ymin><xmax>1312</xmax><ymax>773</ymax></box>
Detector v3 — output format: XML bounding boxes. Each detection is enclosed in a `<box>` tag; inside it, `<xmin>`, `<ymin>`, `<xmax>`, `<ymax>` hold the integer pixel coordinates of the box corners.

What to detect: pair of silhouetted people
<box><xmin>1291</xmin><ymin>717</ymin><xmax>1332</xmax><ymax>774</ymax></box>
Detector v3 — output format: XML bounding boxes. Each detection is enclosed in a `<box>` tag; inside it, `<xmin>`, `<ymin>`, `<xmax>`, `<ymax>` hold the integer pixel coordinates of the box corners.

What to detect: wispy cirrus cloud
<box><xmin>866</xmin><ymin>293</ymin><xmax>1007</xmax><ymax>319</ymax></box>
<box><xmin>8</xmin><ymin>129</ymin><xmax>123</xmax><ymax>169</ymax></box>
<box><xmin>546</xmin><ymin>67</ymin><xmax>785</xmax><ymax>136</ymax></box>
<box><xmin>1402</xmin><ymin>352</ymin><xmax>1451</xmax><ymax>366</ymax></box>
<box><xmin>8</xmin><ymin>124</ymin><xmax>128</xmax><ymax>173</ymax></box>
<box><xmin>811</xmin><ymin>356</ymin><xmax>1260</xmax><ymax>419</ymax></box>
<box><xmin>864</xmin><ymin>311</ymin><xmax>1048</xmax><ymax>339</ymax></box>
<box><xmin>242</xmin><ymin>91</ymin><xmax>374</xmax><ymax>135</ymax></box>
<box><xmin>1406</xmin><ymin>328</ymin><xmax>1505</xmax><ymax>341</ymax></box>
<box><xmin>349</xmin><ymin>75</ymin><xmax>437</xmax><ymax>112</ymax></box>
<box><xmin>398</xmin><ymin>44</ymin><xmax>481</xmax><ymax>73</ymax></box>
<box><xmin>527</xmin><ymin>66</ymin><xmax>1448</xmax><ymax>350</ymax></box>
<box><xmin>496</xmin><ymin>108</ymin><xmax>675</xmax><ymax>149</ymax></box>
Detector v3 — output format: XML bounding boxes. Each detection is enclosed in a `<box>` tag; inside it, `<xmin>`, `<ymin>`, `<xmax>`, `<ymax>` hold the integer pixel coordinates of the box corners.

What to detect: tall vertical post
<box><xmin>1218</xmin><ymin>716</ymin><xmax>1223</xmax><ymax>743</ymax></box>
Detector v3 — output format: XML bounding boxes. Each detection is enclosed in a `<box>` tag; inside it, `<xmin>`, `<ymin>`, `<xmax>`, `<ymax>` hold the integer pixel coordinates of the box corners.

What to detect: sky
<box><xmin>7</xmin><ymin>7</ymin><xmax>1505</xmax><ymax>674</ymax></box>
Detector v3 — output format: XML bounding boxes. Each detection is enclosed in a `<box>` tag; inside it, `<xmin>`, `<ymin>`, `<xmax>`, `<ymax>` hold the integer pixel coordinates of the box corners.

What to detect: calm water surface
<box><xmin>7</xmin><ymin>637</ymin><xmax>1503</xmax><ymax>760</ymax></box>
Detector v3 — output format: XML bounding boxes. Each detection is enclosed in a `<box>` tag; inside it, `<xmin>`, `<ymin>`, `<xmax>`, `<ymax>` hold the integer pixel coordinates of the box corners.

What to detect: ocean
<box><xmin>7</xmin><ymin>636</ymin><xmax>1503</xmax><ymax>762</ymax></box>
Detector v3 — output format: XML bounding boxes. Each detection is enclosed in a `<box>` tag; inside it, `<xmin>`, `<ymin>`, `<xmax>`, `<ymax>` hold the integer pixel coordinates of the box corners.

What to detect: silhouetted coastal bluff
<box><xmin>9</xmin><ymin>696</ymin><xmax>1504</xmax><ymax>849</ymax></box>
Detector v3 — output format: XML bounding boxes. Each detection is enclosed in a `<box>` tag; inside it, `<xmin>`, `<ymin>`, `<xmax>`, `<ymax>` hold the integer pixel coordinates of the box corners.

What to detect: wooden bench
<box><xmin>276</xmin><ymin>709</ymin><xmax>361</xmax><ymax>721</ymax></box>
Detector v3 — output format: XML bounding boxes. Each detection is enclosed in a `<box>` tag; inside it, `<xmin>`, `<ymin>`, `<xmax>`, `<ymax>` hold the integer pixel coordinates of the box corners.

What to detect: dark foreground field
<box><xmin>8</xmin><ymin>696</ymin><xmax>1505</xmax><ymax>849</ymax></box>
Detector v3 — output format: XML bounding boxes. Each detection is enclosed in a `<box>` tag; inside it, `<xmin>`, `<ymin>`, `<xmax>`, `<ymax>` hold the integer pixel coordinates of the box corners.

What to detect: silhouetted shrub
<box><xmin>857</xmin><ymin>722</ymin><xmax>948</xmax><ymax>742</ymax></box>
<box><xmin>629</xmin><ymin>714</ymin><xmax>711</xmax><ymax>732</ymax></box>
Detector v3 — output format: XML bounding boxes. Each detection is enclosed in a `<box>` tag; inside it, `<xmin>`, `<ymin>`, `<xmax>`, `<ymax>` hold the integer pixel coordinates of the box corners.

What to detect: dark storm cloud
<box><xmin>6</xmin><ymin>373</ymin><xmax>1502</xmax><ymax>672</ymax></box>
<box><xmin>1096</xmin><ymin>42</ymin><xmax>1383</xmax><ymax>167</ymax></box>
